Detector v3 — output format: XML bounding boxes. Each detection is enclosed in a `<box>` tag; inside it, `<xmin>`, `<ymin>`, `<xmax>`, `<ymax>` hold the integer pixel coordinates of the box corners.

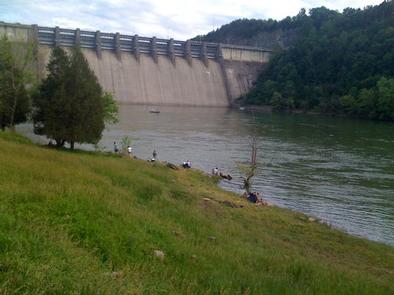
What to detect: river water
<box><xmin>18</xmin><ymin>105</ymin><xmax>394</xmax><ymax>245</ymax></box>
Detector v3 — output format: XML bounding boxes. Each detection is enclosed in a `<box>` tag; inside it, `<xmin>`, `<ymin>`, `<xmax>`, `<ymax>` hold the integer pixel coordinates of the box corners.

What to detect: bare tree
<box><xmin>238</xmin><ymin>111</ymin><xmax>258</xmax><ymax>194</ymax></box>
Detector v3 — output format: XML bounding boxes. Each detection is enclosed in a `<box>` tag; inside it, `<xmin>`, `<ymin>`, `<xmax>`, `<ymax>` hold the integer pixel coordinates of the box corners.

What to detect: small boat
<box><xmin>149</xmin><ymin>109</ymin><xmax>160</xmax><ymax>114</ymax></box>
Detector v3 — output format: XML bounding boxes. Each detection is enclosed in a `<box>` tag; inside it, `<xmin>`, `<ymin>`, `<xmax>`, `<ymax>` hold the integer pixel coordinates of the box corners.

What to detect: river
<box><xmin>18</xmin><ymin>105</ymin><xmax>394</xmax><ymax>246</ymax></box>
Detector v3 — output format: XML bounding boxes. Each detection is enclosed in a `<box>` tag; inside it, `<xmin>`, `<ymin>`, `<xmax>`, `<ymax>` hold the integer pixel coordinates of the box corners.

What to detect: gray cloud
<box><xmin>0</xmin><ymin>0</ymin><xmax>383</xmax><ymax>40</ymax></box>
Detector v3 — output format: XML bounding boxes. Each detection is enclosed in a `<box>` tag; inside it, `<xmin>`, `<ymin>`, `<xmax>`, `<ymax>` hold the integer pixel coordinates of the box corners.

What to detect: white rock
<box><xmin>153</xmin><ymin>250</ymin><xmax>165</xmax><ymax>260</ymax></box>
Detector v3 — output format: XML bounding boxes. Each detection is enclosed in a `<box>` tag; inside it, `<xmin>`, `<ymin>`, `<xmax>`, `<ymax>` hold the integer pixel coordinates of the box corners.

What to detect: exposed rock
<box><xmin>256</xmin><ymin>200</ymin><xmax>273</xmax><ymax>207</ymax></box>
<box><xmin>153</xmin><ymin>250</ymin><xmax>165</xmax><ymax>260</ymax></box>
<box><xmin>219</xmin><ymin>200</ymin><xmax>243</xmax><ymax>208</ymax></box>
<box><xmin>319</xmin><ymin>220</ymin><xmax>332</xmax><ymax>227</ymax></box>
<box><xmin>208</xmin><ymin>236</ymin><xmax>217</xmax><ymax>241</ymax></box>
<box><xmin>308</xmin><ymin>217</ymin><xmax>316</xmax><ymax>222</ymax></box>
<box><xmin>172</xmin><ymin>230</ymin><xmax>181</xmax><ymax>236</ymax></box>
<box><xmin>219</xmin><ymin>172</ymin><xmax>232</xmax><ymax>180</ymax></box>
<box><xmin>104</xmin><ymin>271</ymin><xmax>123</xmax><ymax>279</ymax></box>
<box><xmin>166</xmin><ymin>162</ymin><xmax>179</xmax><ymax>170</ymax></box>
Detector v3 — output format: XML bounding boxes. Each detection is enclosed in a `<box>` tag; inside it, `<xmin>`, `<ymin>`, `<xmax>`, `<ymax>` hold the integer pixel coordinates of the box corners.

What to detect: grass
<box><xmin>0</xmin><ymin>131</ymin><xmax>393</xmax><ymax>294</ymax></box>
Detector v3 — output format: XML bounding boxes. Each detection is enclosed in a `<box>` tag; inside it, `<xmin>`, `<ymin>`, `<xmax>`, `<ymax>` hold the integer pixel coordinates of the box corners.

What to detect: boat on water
<box><xmin>149</xmin><ymin>109</ymin><xmax>160</xmax><ymax>114</ymax></box>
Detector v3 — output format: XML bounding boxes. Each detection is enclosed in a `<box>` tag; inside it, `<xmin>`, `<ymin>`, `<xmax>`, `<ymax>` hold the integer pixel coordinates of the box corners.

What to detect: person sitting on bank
<box><xmin>247</xmin><ymin>192</ymin><xmax>258</xmax><ymax>203</ymax></box>
<box><xmin>127</xmin><ymin>145</ymin><xmax>132</xmax><ymax>156</ymax></box>
<box><xmin>212</xmin><ymin>167</ymin><xmax>219</xmax><ymax>175</ymax></box>
<box><xmin>182</xmin><ymin>160</ymin><xmax>191</xmax><ymax>168</ymax></box>
<box><xmin>114</xmin><ymin>141</ymin><xmax>119</xmax><ymax>153</ymax></box>
<box><xmin>152</xmin><ymin>150</ymin><xmax>157</xmax><ymax>160</ymax></box>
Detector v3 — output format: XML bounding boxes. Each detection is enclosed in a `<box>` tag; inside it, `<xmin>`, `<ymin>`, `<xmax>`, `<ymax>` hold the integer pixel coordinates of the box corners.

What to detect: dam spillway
<box><xmin>1</xmin><ymin>22</ymin><xmax>272</xmax><ymax>107</ymax></box>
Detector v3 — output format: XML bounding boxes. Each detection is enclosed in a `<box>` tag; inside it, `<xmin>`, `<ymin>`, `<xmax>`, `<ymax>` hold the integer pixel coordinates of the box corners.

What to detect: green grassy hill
<box><xmin>0</xmin><ymin>132</ymin><xmax>393</xmax><ymax>294</ymax></box>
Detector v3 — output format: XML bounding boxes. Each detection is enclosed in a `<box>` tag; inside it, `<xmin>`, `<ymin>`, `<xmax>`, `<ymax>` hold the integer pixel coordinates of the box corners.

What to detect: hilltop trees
<box><xmin>199</xmin><ymin>1</ymin><xmax>394</xmax><ymax>121</ymax></box>
<box><xmin>244</xmin><ymin>1</ymin><xmax>394</xmax><ymax>120</ymax></box>
<box><xmin>0</xmin><ymin>36</ymin><xmax>33</xmax><ymax>130</ymax></box>
<box><xmin>33</xmin><ymin>46</ymin><xmax>118</xmax><ymax>149</ymax></box>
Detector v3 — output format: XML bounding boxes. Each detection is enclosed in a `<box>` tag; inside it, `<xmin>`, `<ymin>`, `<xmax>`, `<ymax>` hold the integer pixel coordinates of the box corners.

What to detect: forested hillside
<box><xmin>198</xmin><ymin>1</ymin><xmax>394</xmax><ymax>120</ymax></box>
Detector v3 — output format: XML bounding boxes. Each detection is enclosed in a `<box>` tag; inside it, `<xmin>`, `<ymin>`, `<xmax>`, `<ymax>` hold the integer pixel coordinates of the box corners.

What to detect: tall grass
<box><xmin>0</xmin><ymin>131</ymin><xmax>393</xmax><ymax>294</ymax></box>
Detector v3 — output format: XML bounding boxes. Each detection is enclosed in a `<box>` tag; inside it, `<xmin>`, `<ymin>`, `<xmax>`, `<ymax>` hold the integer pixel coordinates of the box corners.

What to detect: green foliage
<box><xmin>0</xmin><ymin>36</ymin><xmax>33</xmax><ymax>129</ymax></box>
<box><xmin>120</xmin><ymin>136</ymin><xmax>132</xmax><ymax>152</ymax></box>
<box><xmin>271</xmin><ymin>91</ymin><xmax>295</xmax><ymax>111</ymax></box>
<box><xmin>340</xmin><ymin>95</ymin><xmax>357</xmax><ymax>113</ymax></box>
<box><xmin>102</xmin><ymin>92</ymin><xmax>119</xmax><ymax>125</ymax></box>
<box><xmin>246</xmin><ymin>2</ymin><xmax>394</xmax><ymax>120</ymax></box>
<box><xmin>376</xmin><ymin>77</ymin><xmax>394</xmax><ymax>120</ymax></box>
<box><xmin>32</xmin><ymin>46</ymin><xmax>70</xmax><ymax>146</ymax></box>
<box><xmin>33</xmin><ymin>46</ymin><xmax>118</xmax><ymax>148</ymax></box>
<box><xmin>201</xmin><ymin>1</ymin><xmax>394</xmax><ymax>121</ymax></box>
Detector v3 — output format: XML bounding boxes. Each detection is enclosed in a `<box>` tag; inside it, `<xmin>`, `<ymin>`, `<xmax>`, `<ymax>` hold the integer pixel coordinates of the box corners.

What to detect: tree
<box><xmin>376</xmin><ymin>77</ymin><xmax>394</xmax><ymax>120</ymax></box>
<box><xmin>356</xmin><ymin>88</ymin><xmax>376</xmax><ymax>117</ymax></box>
<box><xmin>33</xmin><ymin>46</ymin><xmax>70</xmax><ymax>146</ymax></box>
<box><xmin>33</xmin><ymin>46</ymin><xmax>118</xmax><ymax>149</ymax></box>
<box><xmin>102</xmin><ymin>91</ymin><xmax>119</xmax><ymax>125</ymax></box>
<box><xmin>271</xmin><ymin>91</ymin><xmax>292</xmax><ymax>111</ymax></box>
<box><xmin>219</xmin><ymin>1</ymin><xmax>394</xmax><ymax>121</ymax></box>
<box><xmin>0</xmin><ymin>36</ymin><xmax>33</xmax><ymax>130</ymax></box>
<box><xmin>340</xmin><ymin>94</ymin><xmax>356</xmax><ymax>113</ymax></box>
<box><xmin>239</xmin><ymin>135</ymin><xmax>257</xmax><ymax>194</ymax></box>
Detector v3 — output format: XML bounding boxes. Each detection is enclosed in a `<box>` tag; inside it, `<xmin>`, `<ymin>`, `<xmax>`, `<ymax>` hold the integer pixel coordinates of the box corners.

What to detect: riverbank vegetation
<box><xmin>32</xmin><ymin>46</ymin><xmax>118</xmax><ymax>149</ymax></box>
<box><xmin>0</xmin><ymin>35</ymin><xmax>118</xmax><ymax>147</ymax></box>
<box><xmin>0</xmin><ymin>36</ymin><xmax>34</xmax><ymax>130</ymax></box>
<box><xmin>0</xmin><ymin>131</ymin><xmax>393</xmax><ymax>294</ymax></box>
<box><xmin>199</xmin><ymin>1</ymin><xmax>394</xmax><ymax>121</ymax></box>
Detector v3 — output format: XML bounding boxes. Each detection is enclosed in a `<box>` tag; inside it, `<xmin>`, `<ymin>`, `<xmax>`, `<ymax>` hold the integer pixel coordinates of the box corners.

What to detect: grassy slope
<box><xmin>0</xmin><ymin>132</ymin><xmax>393</xmax><ymax>295</ymax></box>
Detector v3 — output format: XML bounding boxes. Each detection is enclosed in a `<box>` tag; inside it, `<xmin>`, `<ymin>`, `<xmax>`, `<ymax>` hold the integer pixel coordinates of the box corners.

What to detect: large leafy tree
<box><xmin>0</xmin><ymin>36</ymin><xmax>32</xmax><ymax>130</ymax></box>
<box><xmin>33</xmin><ymin>46</ymin><xmax>70</xmax><ymax>146</ymax></box>
<box><xmin>33</xmin><ymin>46</ymin><xmax>118</xmax><ymax>149</ymax></box>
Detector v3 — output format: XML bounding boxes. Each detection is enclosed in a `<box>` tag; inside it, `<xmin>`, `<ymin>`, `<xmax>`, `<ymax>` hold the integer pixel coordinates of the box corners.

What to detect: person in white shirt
<box><xmin>212</xmin><ymin>167</ymin><xmax>219</xmax><ymax>175</ymax></box>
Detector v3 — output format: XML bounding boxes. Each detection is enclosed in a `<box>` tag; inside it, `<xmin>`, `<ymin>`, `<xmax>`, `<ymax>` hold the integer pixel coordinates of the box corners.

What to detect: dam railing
<box><xmin>1</xmin><ymin>22</ymin><xmax>272</xmax><ymax>63</ymax></box>
<box><xmin>34</xmin><ymin>25</ymin><xmax>221</xmax><ymax>60</ymax></box>
<box><xmin>31</xmin><ymin>25</ymin><xmax>271</xmax><ymax>62</ymax></box>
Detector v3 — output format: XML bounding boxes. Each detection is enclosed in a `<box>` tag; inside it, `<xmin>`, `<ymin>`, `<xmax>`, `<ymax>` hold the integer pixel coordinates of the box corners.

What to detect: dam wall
<box><xmin>0</xmin><ymin>22</ymin><xmax>272</xmax><ymax>106</ymax></box>
<box><xmin>37</xmin><ymin>45</ymin><xmax>229</xmax><ymax>106</ymax></box>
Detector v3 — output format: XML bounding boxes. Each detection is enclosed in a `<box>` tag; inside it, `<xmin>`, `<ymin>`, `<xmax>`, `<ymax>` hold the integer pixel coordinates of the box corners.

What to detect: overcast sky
<box><xmin>0</xmin><ymin>0</ymin><xmax>383</xmax><ymax>40</ymax></box>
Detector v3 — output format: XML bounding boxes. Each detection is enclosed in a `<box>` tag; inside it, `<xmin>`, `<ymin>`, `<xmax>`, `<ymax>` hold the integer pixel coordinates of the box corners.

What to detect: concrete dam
<box><xmin>0</xmin><ymin>22</ymin><xmax>272</xmax><ymax>107</ymax></box>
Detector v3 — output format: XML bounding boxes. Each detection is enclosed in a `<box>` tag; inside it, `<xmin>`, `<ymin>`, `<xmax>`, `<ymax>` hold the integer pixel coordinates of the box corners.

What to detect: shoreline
<box><xmin>233</xmin><ymin>104</ymin><xmax>394</xmax><ymax>122</ymax></box>
<box><xmin>1</xmin><ymin>130</ymin><xmax>393</xmax><ymax>293</ymax></box>
<box><xmin>13</xmin><ymin>125</ymin><xmax>394</xmax><ymax>247</ymax></box>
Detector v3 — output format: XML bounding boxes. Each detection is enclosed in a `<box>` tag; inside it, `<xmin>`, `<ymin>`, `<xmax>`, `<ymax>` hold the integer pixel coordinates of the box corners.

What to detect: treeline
<box><xmin>247</xmin><ymin>1</ymin><xmax>394</xmax><ymax>120</ymax></box>
<box><xmin>199</xmin><ymin>1</ymin><xmax>394</xmax><ymax>121</ymax></box>
<box><xmin>0</xmin><ymin>37</ymin><xmax>117</xmax><ymax>148</ymax></box>
<box><xmin>194</xmin><ymin>14</ymin><xmax>302</xmax><ymax>49</ymax></box>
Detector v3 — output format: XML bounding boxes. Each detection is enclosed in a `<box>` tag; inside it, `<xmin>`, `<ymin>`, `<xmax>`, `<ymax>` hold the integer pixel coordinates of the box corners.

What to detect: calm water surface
<box><xmin>19</xmin><ymin>105</ymin><xmax>394</xmax><ymax>245</ymax></box>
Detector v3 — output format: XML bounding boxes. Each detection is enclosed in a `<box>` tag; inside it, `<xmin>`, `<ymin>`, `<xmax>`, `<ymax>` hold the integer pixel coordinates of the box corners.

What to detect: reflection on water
<box><xmin>18</xmin><ymin>105</ymin><xmax>394</xmax><ymax>245</ymax></box>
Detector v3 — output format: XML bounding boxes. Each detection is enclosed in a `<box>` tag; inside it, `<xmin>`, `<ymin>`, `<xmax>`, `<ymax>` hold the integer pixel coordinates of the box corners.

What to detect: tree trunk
<box><xmin>56</xmin><ymin>139</ymin><xmax>65</xmax><ymax>147</ymax></box>
<box><xmin>70</xmin><ymin>141</ymin><xmax>75</xmax><ymax>150</ymax></box>
<box><xmin>9</xmin><ymin>70</ymin><xmax>18</xmax><ymax>128</ymax></box>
